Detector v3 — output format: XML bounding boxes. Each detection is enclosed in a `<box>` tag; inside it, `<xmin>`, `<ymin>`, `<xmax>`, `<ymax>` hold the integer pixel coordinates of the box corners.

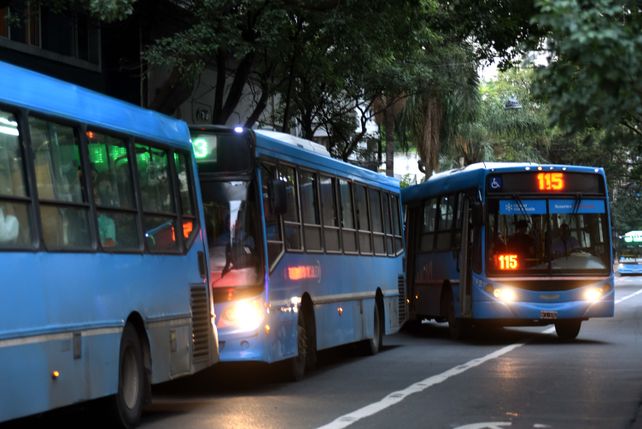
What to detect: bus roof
<box><xmin>0</xmin><ymin>60</ymin><xmax>190</xmax><ymax>148</ymax></box>
<box><xmin>402</xmin><ymin>161</ymin><xmax>605</xmax><ymax>203</ymax></box>
<box><xmin>252</xmin><ymin>129</ymin><xmax>400</xmax><ymax>192</ymax></box>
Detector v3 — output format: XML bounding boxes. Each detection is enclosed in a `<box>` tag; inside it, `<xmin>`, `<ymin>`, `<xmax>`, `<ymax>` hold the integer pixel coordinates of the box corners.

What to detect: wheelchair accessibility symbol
<box><xmin>489</xmin><ymin>176</ymin><xmax>503</xmax><ymax>190</ymax></box>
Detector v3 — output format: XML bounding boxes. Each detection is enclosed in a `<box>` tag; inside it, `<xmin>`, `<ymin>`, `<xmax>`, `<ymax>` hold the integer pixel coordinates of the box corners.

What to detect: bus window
<box><xmin>299</xmin><ymin>170</ymin><xmax>322</xmax><ymax>251</ymax></box>
<box><xmin>420</xmin><ymin>198</ymin><xmax>437</xmax><ymax>252</ymax></box>
<box><xmin>279</xmin><ymin>165</ymin><xmax>302</xmax><ymax>251</ymax></box>
<box><xmin>355</xmin><ymin>184</ymin><xmax>372</xmax><ymax>254</ymax></box>
<box><xmin>135</xmin><ymin>143</ymin><xmax>177</xmax><ymax>252</ymax></box>
<box><xmin>174</xmin><ymin>151</ymin><xmax>198</xmax><ymax>245</ymax></box>
<box><xmin>0</xmin><ymin>110</ymin><xmax>31</xmax><ymax>248</ymax></box>
<box><xmin>261</xmin><ymin>163</ymin><xmax>284</xmax><ymax>268</ymax></box>
<box><xmin>339</xmin><ymin>179</ymin><xmax>357</xmax><ymax>253</ymax></box>
<box><xmin>320</xmin><ymin>175</ymin><xmax>340</xmax><ymax>252</ymax></box>
<box><xmin>391</xmin><ymin>195</ymin><xmax>402</xmax><ymax>253</ymax></box>
<box><xmin>436</xmin><ymin>195</ymin><xmax>456</xmax><ymax>250</ymax></box>
<box><xmin>369</xmin><ymin>188</ymin><xmax>385</xmax><ymax>255</ymax></box>
<box><xmin>30</xmin><ymin>116</ymin><xmax>91</xmax><ymax>249</ymax></box>
<box><xmin>382</xmin><ymin>193</ymin><xmax>393</xmax><ymax>255</ymax></box>
<box><xmin>87</xmin><ymin>131</ymin><xmax>139</xmax><ymax>250</ymax></box>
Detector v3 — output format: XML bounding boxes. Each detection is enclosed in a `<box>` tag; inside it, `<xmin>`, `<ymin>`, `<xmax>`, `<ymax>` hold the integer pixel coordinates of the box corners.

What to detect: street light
<box><xmin>504</xmin><ymin>95</ymin><xmax>522</xmax><ymax>110</ymax></box>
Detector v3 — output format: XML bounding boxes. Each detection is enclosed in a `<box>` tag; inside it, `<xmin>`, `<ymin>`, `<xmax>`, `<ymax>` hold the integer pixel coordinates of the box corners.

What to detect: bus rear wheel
<box><xmin>112</xmin><ymin>324</ymin><xmax>146</xmax><ymax>428</ymax></box>
<box><xmin>555</xmin><ymin>320</ymin><xmax>582</xmax><ymax>341</ymax></box>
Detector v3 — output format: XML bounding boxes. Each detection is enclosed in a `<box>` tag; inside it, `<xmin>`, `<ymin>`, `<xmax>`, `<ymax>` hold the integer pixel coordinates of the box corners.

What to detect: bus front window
<box><xmin>202</xmin><ymin>181</ymin><xmax>261</xmax><ymax>288</ymax></box>
<box><xmin>487</xmin><ymin>198</ymin><xmax>610</xmax><ymax>274</ymax></box>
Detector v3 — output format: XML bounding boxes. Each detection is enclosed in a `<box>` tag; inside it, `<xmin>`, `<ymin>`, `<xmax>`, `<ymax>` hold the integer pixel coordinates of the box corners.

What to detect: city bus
<box><xmin>190</xmin><ymin>125</ymin><xmax>405</xmax><ymax>379</ymax></box>
<box><xmin>0</xmin><ymin>61</ymin><xmax>218</xmax><ymax>427</ymax></box>
<box><xmin>402</xmin><ymin>162</ymin><xmax>614</xmax><ymax>340</ymax></box>
<box><xmin>616</xmin><ymin>231</ymin><xmax>642</xmax><ymax>275</ymax></box>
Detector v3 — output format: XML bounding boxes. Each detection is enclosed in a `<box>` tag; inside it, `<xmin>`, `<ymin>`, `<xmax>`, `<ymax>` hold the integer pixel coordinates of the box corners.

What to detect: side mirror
<box><xmin>270</xmin><ymin>179</ymin><xmax>287</xmax><ymax>215</ymax></box>
<box><xmin>471</xmin><ymin>200</ymin><xmax>484</xmax><ymax>227</ymax></box>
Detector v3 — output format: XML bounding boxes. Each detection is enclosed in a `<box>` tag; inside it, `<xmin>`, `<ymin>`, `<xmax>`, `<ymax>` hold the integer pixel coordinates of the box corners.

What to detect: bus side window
<box><xmin>174</xmin><ymin>151</ymin><xmax>199</xmax><ymax>246</ymax></box>
<box><xmin>87</xmin><ymin>131</ymin><xmax>139</xmax><ymax>251</ymax></box>
<box><xmin>369</xmin><ymin>188</ymin><xmax>385</xmax><ymax>255</ymax></box>
<box><xmin>261</xmin><ymin>163</ymin><xmax>284</xmax><ymax>269</ymax></box>
<box><xmin>135</xmin><ymin>143</ymin><xmax>178</xmax><ymax>253</ymax></box>
<box><xmin>338</xmin><ymin>179</ymin><xmax>358</xmax><ymax>253</ymax></box>
<box><xmin>436</xmin><ymin>195</ymin><xmax>455</xmax><ymax>250</ymax></box>
<box><xmin>390</xmin><ymin>195</ymin><xmax>403</xmax><ymax>254</ymax></box>
<box><xmin>354</xmin><ymin>184</ymin><xmax>372</xmax><ymax>254</ymax></box>
<box><xmin>0</xmin><ymin>109</ymin><xmax>32</xmax><ymax>248</ymax></box>
<box><xmin>278</xmin><ymin>165</ymin><xmax>302</xmax><ymax>251</ymax></box>
<box><xmin>420</xmin><ymin>198</ymin><xmax>437</xmax><ymax>252</ymax></box>
<box><xmin>320</xmin><ymin>175</ymin><xmax>340</xmax><ymax>252</ymax></box>
<box><xmin>30</xmin><ymin>116</ymin><xmax>91</xmax><ymax>250</ymax></box>
<box><xmin>299</xmin><ymin>170</ymin><xmax>322</xmax><ymax>252</ymax></box>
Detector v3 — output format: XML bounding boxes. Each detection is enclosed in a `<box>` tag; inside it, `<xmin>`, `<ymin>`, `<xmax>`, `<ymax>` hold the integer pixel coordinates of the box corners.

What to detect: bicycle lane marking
<box><xmin>317</xmin><ymin>289</ymin><xmax>642</xmax><ymax>429</ymax></box>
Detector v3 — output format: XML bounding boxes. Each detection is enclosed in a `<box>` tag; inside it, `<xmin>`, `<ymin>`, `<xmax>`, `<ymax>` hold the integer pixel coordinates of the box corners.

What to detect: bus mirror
<box><xmin>270</xmin><ymin>180</ymin><xmax>287</xmax><ymax>215</ymax></box>
<box><xmin>472</xmin><ymin>201</ymin><xmax>483</xmax><ymax>227</ymax></box>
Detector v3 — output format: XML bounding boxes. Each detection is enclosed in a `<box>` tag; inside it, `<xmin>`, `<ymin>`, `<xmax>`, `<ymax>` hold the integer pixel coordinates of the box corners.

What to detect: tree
<box><xmin>532</xmin><ymin>0</ymin><xmax>642</xmax><ymax>138</ymax></box>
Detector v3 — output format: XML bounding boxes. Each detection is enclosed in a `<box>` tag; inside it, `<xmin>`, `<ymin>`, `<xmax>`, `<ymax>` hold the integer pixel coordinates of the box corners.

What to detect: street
<box><xmin>4</xmin><ymin>276</ymin><xmax>642</xmax><ymax>429</ymax></box>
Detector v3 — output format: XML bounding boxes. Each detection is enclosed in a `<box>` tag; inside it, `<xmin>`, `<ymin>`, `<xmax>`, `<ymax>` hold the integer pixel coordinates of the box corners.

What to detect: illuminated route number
<box><xmin>497</xmin><ymin>254</ymin><xmax>519</xmax><ymax>270</ymax></box>
<box><xmin>536</xmin><ymin>172</ymin><xmax>564</xmax><ymax>191</ymax></box>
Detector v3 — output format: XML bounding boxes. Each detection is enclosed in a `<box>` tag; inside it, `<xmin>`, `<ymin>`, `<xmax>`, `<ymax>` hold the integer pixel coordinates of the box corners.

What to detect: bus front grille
<box><xmin>190</xmin><ymin>286</ymin><xmax>210</xmax><ymax>364</ymax></box>
<box><xmin>397</xmin><ymin>275</ymin><xmax>407</xmax><ymax>325</ymax></box>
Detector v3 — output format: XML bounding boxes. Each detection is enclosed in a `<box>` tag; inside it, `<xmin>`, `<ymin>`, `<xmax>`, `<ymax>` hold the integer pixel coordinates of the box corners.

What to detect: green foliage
<box><xmin>532</xmin><ymin>0</ymin><xmax>642</xmax><ymax>135</ymax></box>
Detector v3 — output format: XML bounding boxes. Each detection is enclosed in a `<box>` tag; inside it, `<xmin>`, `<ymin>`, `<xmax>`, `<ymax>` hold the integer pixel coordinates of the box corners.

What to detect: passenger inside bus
<box><xmin>508</xmin><ymin>219</ymin><xmax>535</xmax><ymax>258</ymax></box>
<box><xmin>0</xmin><ymin>206</ymin><xmax>19</xmax><ymax>243</ymax></box>
<box><xmin>551</xmin><ymin>223</ymin><xmax>580</xmax><ymax>257</ymax></box>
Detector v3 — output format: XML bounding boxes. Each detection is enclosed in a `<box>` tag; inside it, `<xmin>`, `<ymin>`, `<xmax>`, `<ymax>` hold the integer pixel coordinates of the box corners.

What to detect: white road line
<box><xmin>317</xmin><ymin>343</ymin><xmax>524</xmax><ymax>429</ymax></box>
<box><xmin>317</xmin><ymin>288</ymin><xmax>642</xmax><ymax>429</ymax></box>
<box><xmin>615</xmin><ymin>288</ymin><xmax>642</xmax><ymax>304</ymax></box>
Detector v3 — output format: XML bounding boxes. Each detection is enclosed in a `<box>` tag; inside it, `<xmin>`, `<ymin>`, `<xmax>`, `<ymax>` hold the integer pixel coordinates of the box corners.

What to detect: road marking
<box><xmin>316</xmin><ymin>343</ymin><xmax>525</xmax><ymax>429</ymax></box>
<box><xmin>615</xmin><ymin>288</ymin><xmax>642</xmax><ymax>304</ymax></box>
<box><xmin>317</xmin><ymin>288</ymin><xmax>642</xmax><ymax>429</ymax></box>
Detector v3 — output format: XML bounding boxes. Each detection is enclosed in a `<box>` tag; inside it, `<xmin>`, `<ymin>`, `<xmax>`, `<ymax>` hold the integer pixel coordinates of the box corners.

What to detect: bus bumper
<box><xmin>473</xmin><ymin>297</ymin><xmax>614</xmax><ymax>320</ymax></box>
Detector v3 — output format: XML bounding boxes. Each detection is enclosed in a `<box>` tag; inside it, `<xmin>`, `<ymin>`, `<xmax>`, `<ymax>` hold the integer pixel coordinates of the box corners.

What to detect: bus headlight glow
<box><xmin>583</xmin><ymin>287</ymin><xmax>604</xmax><ymax>303</ymax></box>
<box><xmin>493</xmin><ymin>287</ymin><xmax>517</xmax><ymax>303</ymax></box>
<box><xmin>219</xmin><ymin>298</ymin><xmax>265</xmax><ymax>332</ymax></box>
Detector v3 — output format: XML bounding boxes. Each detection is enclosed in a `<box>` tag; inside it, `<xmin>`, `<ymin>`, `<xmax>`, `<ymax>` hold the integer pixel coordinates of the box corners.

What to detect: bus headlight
<box><xmin>583</xmin><ymin>287</ymin><xmax>604</xmax><ymax>303</ymax></box>
<box><xmin>219</xmin><ymin>297</ymin><xmax>265</xmax><ymax>332</ymax></box>
<box><xmin>493</xmin><ymin>287</ymin><xmax>517</xmax><ymax>303</ymax></box>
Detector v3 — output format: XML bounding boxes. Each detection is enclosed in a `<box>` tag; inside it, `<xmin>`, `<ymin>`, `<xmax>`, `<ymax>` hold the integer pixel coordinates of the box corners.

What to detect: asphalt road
<box><xmin>3</xmin><ymin>276</ymin><xmax>642</xmax><ymax>429</ymax></box>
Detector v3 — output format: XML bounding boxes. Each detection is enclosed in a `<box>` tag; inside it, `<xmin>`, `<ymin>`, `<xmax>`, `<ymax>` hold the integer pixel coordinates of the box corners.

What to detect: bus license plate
<box><xmin>540</xmin><ymin>311</ymin><xmax>557</xmax><ymax>320</ymax></box>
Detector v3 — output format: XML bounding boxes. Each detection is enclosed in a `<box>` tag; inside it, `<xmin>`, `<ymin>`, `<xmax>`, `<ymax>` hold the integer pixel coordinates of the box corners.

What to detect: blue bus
<box><xmin>402</xmin><ymin>162</ymin><xmax>614</xmax><ymax>340</ymax></box>
<box><xmin>616</xmin><ymin>231</ymin><xmax>642</xmax><ymax>275</ymax></box>
<box><xmin>0</xmin><ymin>61</ymin><xmax>218</xmax><ymax>426</ymax></box>
<box><xmin>190</xmin><ymin>126</ymin><xmax>405</xmax><ymax>379</ymax></box>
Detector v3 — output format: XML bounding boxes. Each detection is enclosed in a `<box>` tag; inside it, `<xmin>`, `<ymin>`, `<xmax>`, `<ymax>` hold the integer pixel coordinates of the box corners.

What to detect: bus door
<box><xmin>458</xmin><ymin>194</ymin><xmax>474</xmax><ymax>318</ymax></box>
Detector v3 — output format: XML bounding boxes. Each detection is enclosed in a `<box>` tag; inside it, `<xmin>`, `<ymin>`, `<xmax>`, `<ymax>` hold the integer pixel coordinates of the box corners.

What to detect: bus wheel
<box><xmin>555</xmin><ymin>320</ymin><xmax>582</xmax><ymax>341</ymax></box>
<box><xmin>112</xmin><ymin>324</ymin><xmax>146</xmax><ymax>428</ymax></box>
<box><xmin>287</xmin><ymin>308</ymin><xmax>315</xmax><ymax>381</ymax></box>
<box><xmin>364</xmin><ymin>301</ymin><xmax>383</xmax><ymax>355</ymax></box>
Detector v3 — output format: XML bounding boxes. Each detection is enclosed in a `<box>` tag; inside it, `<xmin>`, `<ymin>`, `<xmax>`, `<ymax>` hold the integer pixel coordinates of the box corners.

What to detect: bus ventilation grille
<box><xmin>397</xmin><ymin>275</ymin><xmax>407</xmax><ymax>325</ymax></box>
<box><xmin>190</xmin><ymin>286</ymin><xmax>210</xmax><ymax>364</ymax></box>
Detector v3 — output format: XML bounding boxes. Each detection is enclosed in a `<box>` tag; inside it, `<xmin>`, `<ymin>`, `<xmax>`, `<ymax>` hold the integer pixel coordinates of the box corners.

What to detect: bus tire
<box><xmin>364</xmin><ymin>300</ymin><xmax>383</xmax><ymax>355</ymax></box>
<box><xmin>555</xmin><ymin>320</ymin><xmax>582</xmax><ymax>341</ymax></box>
<box><xmin>112</xmin><ymin>324</ymin><xmax>146</xmax><ymax>428</ymax></box>
<box><xmin>286</xmin><ymin>307</ymin><xmax>316</xmax><ymax>381</ymax></box>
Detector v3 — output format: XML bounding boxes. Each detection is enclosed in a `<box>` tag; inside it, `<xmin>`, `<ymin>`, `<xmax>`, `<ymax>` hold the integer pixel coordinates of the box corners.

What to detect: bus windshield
<box><xmin>487</xmin><ymin>198</ymin><xmax>610</xmax><ymax>275</ymax></box>
<box><xmin>201</xmin><ymin>180</ymin><xmax>262</xmax><ymax>288</ymax></box>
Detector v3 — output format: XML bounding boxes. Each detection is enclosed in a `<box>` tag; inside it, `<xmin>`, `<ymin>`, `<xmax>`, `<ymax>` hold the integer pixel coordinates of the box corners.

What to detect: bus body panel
<box><xmin>214</xmin><ymin>250</ymin><xmax>403</xmax><ymax>363</ymax></box>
